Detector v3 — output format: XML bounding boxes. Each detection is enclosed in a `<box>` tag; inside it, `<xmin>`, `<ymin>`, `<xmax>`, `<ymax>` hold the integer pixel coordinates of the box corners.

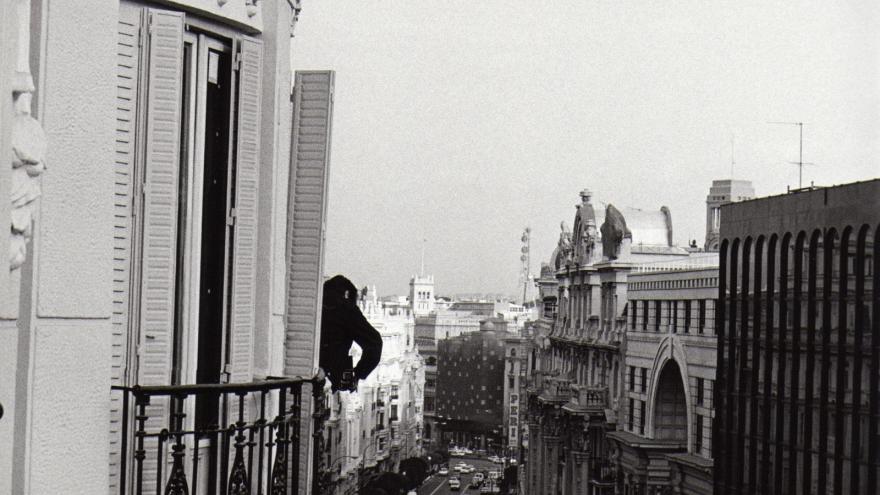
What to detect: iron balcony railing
<box><xmin>111</xmin><ymin>375</ymin><xmax>326</xmax><ymax>495</ymax></box>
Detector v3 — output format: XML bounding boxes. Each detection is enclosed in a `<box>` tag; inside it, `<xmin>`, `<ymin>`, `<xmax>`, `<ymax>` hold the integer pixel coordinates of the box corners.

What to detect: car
<box><xmin>509</xmin><ymin>458</ymin><xmax>517</xmax><ymax>465</ymax></box>
<box><xmin>472</xmin><ymin>473</ymin><xmax>485</xmax><ymax>483</ymax></box>
<box><xmin>488</xmin><ymin>470</ymin><xmax>501</xmax><ymax>481</ymax></box>
<box><xmin>438</xmin><ymin>467</ymin><xmax>449</xmax><ymax>476</ymax></box>
<box><xmin>449</xmin><ymin>477</ymin><xmax>461</xmax><ymax>491</ymax></box>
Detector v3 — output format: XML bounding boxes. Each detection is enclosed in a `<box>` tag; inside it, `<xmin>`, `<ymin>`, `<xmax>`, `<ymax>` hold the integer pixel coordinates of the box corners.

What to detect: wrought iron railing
<box><xmin>111</xmin><ymin>375</ymin><xmax>326</xmax><ymax>495</ymax></box>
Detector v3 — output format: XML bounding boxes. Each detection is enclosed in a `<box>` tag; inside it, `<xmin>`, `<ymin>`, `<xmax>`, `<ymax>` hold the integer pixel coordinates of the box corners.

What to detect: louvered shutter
<box><xmin>110</xmin><ymin>8</ymin><xmax>143</xmax><ymax>493</ymax></box>
<box><xmin>138</xmin><ymin>7</ymin><xmax>184</xmax><ymax>487</ymax></box>
<box><xmin>286</xmin><ymin>70</ymin><xmax>335</xmax><ymax>495</ymax></box>
<box><xmin>228</xmin><ymin>36</ymin><xmax>262</xmax><ymax>384</ymax></box>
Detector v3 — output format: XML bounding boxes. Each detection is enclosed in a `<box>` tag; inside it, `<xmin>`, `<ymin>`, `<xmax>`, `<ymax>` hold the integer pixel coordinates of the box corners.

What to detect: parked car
<box><xmin>438</xmin><ymin>467</ymin><xmax>449</xmax><ymax>476</ymax></box>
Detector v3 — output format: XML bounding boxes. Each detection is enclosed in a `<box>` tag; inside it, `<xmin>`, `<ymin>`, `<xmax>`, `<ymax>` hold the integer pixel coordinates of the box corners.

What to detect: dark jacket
<box><xmin>319</xmin><ymin>275</ymin><xmax>383</xmax><ymax>389</ymax></box>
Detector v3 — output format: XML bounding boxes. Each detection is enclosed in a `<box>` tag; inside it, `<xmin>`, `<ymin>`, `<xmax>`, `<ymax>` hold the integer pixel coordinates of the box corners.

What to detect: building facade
<box><xmin>714</xmin><ymin>179</ymin><xmax>880</xmax><ymax>495</ymax></box>
<box><xmin>503</xmin><ymin>336</ymin><xmax>528</xmax><ymax>459</ymax></box>
<box><xmin>0</xmin><ymin>1</ymin><xmax>334</xmax><ymax>493</ymax></box>
<box><xmin>523</xmin><ymin>185</ymin><xmax>739</xmax><ymax>495</ymax></box>
<box><xmin>609</xmin><ymin>266</ymin><xmax>719</xmax><ymax>494</ymax></box>
<box><xmin>436</xmin><ymin>319</ymin><xmax>508</xmax><ymax>450</ymax></box>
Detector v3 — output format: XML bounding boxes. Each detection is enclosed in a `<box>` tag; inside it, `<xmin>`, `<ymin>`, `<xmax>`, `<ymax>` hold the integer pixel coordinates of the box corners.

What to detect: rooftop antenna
<box><xmin>730</xmin><ymin>134</ymin><xmax>736</xmax><ymax>179</ymax></box>
<box><xmin>420</xmin><ymin>238</ymin><xmax>426</xmax><ymax>277</ymax></box>
<box><xmin>767</xmin><ymin>121</ymin><xmax>816</xmax><ymax>189</ymax></box>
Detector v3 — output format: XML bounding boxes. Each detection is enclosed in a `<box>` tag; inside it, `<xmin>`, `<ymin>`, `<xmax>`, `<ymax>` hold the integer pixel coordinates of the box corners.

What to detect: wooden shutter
<box><xmin>286</xmin><ymin>70</ymin><xmax>335</xmax><ymax>495</ymax></box>
<box><xmin>110</xmin><ymin>8</ymin><xmax>143</xmax><ymax>493</ymax></box>
<box><xmin>137</xmin><ymin>7</ymin><xmax>184</xmax><ymax>487</ymax></box>
<box><xmin>137</xmin><ymin>7</ymin><xmax>183</xmax><ymax>387</ymax></box>
<box><xmin>285</xmin><ymin>70</ymin><xmax>334</xmax><ymax>376</ymax></box>
<box><xmin>228</xmin><ymin>36</ymin><xmax>263</xmax><ymax>384</ymax></box>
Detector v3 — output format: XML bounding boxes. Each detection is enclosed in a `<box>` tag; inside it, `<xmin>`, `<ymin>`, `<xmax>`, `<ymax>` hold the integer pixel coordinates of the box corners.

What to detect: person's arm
<box><xmin>348</xmin><ymin>307</ymin><xmax>383</xmax><ymax>380</ymax></box>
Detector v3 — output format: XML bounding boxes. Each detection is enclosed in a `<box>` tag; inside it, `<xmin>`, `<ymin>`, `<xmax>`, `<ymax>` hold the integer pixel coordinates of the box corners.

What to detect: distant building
<box><xmin>409</xmin><ymin>275</ymin><xmax>435</xmax><ymax>316</ymax></box>
<box><xmin>714</xmin><ymin>179</ymin><xmax>879</xmax><ymax>495</ymax></box>
<box><xmin>415</xmin><ymin>306</ymin><xmax>483</xmax><ymax>451</ymax></box>
<box><xmin>436</xmin><ymin>319</ymin><xmax>508</xmax><ymax>450</ymax></box>
<box><xmin>704</xmin><ymin>179</ymin><xmax>755</xmax><ymax>251</ymax></box>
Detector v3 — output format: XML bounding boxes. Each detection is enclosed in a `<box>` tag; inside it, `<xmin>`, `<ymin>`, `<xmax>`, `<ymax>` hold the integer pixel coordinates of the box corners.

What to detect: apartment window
<box><xmin>698</xmin><ymin>299</ymin><xmax>706</xmax><ymax>334</ymax></box>
<box><xmin>631</xmin><ymin>302</ymin><xmax>637</xmax><ymax>328</ymax></box>
<box><xmin>654</xmin><ymin>301</ymin><xmax>661</xmax><ymax>332</ymax></box>
<box><xmin>639</xmin><ymin>400</ymin><xmax>646</xmax><ymax>435</ymax></box>
<box><xmin>629</xmin><ymin>366</ymin><xmax>635</xmax><ymax>391</ymax></box>
<box><xmin>695</xmin><ymin>414</ymin><xmax>704</xmax><ymax>453</ymax></box>
<box><xmin>508</xmin><ymin>377</ymin><xmax>515</xmax><ymax>388</ymax></box>
<box><xmin>640</xmin><ymin>368</ymin><xmax>647</xmax><ymax>393</ymax></box>
<box><xmin>671</xmin><ymin>301</ymin><xmax>678</xmax><ymax>332</ymax></box>
<box><xmin>684</xmin><ymin>300</ymin><xmax>691</xmax><ymax>333</ymax></box>
<box><xmin>642</xmin><ymin>300</ymin><xmax>648</xmax><ymax>330</ymax></box>
<box><xmin>696</xmin><ymin>377</ymin><xmax>704</xmax><ymax>406</ymax></box>
<box><xmin>628</xmin><ymin>398</ymin><xmax>635</xmax><ymax>431</ymax></box>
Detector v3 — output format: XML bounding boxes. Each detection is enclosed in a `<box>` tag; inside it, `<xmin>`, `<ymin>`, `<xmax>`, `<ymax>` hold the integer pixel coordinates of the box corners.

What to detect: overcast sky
<box><xmin>291</xmin><ymin>0</ymin><xmax>880</xmax><ymax>298</ymax></box>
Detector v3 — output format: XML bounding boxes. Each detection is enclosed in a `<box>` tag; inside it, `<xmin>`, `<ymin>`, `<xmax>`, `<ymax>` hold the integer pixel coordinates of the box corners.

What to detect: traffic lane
<box><xmin>419</xmin><ymin>457</ymin><xmax>507</xmax><ymax>495</ymax></box>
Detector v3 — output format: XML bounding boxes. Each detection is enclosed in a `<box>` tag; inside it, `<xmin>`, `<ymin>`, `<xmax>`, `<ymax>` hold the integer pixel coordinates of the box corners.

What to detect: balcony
<box><xmin>537</xmin><ymin>376</ymin><xmax>572</xmax><ymax>404</ymax></box>
<box><xmin>563</xmin><ymin>384</ymin><xmax>609</xmax><ymax>416</ymax></box>
<box><xmin>110</xmin><ymin>375</ymin><xmax>326</xmax><ymax>495</ymax></box>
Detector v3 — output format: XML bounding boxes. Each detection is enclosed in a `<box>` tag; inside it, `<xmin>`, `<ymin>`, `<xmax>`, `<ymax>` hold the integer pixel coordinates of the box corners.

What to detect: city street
<box><xmin>417</xmin><ymin>457</ymin><xmax>507</xmax><ymax>495</ymax></box>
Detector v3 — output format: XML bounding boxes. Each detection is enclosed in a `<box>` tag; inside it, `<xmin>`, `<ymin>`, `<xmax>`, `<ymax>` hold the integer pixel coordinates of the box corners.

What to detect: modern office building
<box><xmin>436</xmin><ymin>319</ymin><xmax>508</xmax><ymax>450</ymax></box>
<box><xmin>714</xmin><ymin>179</ymin><xmax>879</xmax><ymax>495</ymax></box>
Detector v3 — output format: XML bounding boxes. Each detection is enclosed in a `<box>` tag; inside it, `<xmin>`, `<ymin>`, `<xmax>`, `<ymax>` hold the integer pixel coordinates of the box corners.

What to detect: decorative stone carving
<box><xmin>575</xmin><ymin>189</ymin><xmax>599</xmax><ymax>263</ymax></box>
<box><xmin>10</xmin><ymin>70</ymin><xmax>46</xmax><ymax>271</ymax></box>
<box><xmin>288</xmin><ymin>0</ymin><xmax>302</xmax><ymax>37</ymax></box>
<box><xmin>600</xmin><ymin>204</ymin><xmax>631</xmax><ymax>261</ymax></box>
<box><xmin>245</xmin><ymin>0</ymin><xmax>258</xmax><ymax>17</ymax></box>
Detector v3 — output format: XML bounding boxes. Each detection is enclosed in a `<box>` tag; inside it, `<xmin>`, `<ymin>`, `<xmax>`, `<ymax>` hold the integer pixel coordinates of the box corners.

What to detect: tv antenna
<box><xmin>767</xmin><ymin>121</ymin><xmax>816</xmax><ymax>189</ymax></box>
<box><xmin>730</xmin><ymin>134</ymin><xmax>736</xmax><ymax>179</ymax></box>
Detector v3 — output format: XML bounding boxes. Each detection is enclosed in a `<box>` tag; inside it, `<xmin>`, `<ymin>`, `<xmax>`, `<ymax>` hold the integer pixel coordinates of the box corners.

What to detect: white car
<box><xmin>438</xmin><ymin>467</ymin><xmax>449</xmax><ymax>476</ymax></box>
<box><xmin>449</xmin><ymin>477</ymin><xmax>461</xmax><ymax>491</ymax></box>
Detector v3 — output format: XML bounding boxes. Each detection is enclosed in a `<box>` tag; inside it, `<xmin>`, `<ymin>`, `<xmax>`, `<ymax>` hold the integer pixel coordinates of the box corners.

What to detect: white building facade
<box><xmin>1</xmin><ymin>1</ymin><xmax>334</xmax><ymax>493</ymax></box>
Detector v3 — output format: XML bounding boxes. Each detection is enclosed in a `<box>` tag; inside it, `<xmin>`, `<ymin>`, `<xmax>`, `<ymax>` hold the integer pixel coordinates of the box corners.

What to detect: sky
<box><xmin>291</xmin><ymin>0</ymin><xmax>880</xmax><ymax>298</ymax></box>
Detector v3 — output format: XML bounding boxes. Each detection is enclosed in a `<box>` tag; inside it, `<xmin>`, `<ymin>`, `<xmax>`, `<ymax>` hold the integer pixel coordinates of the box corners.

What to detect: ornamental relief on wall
<box><xmin>9</xmin><ymin>70</ymin><xmax>46</xmax><ymax>271</ymax></box>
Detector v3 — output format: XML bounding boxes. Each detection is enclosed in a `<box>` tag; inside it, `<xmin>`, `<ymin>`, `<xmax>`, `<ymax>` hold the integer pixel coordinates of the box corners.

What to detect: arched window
<box><xmin>654</xmin><ymin>360</ymin><xmax>688</xmax><ymax>442</ymax></box>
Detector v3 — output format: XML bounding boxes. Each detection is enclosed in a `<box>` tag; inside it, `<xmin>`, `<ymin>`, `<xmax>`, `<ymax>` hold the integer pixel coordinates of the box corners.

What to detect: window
<box><xmin>671</xmin><ymin>301</ymin><xmax>678</xmax><ymax>332</ymax></box>
<box><xmin>654</xmin><ymin>301</ymin><xmax>661</xmax><ymax>332</ymax></box>
<box><xmin>629</xmin><ymin>366</ymin><xmax>635</xmax><ymax>391</ymax></box>
<box><xmin>642</xmin><ymin>300</ymin><xmax>648</xmax><ymax>330</ymax></box>
<box><xmin>639</xmin><ymin>400</ymin><xmax>646</xmax><ymax>435</ymax></box>
<box><xmin>695</xmin><ymin>414</ymin><xmax>704</xmax><ymax>453</ymax></box>
<box><xmin>698</xmin><ymin>300</ymin><xmax>706</xmax><ymax>334</ymax></box>
<box><xmin>684</xmin><ymin>300</ymin><xmax>691</xmax><ymax>333</ymax></box>
<box><xmin>628</xmin><ymin>398</ymin><xmax>635</xmax><ymax>431</ymax></box>
<box><xmin>641</xmin><ymin>368</ymin><xmax>647</xmax><ymax>393</ymax></box>
<box><xmin>696</xmin><ymin>377</ymin><xmax>704</xmax><ymax>406</ymax></box>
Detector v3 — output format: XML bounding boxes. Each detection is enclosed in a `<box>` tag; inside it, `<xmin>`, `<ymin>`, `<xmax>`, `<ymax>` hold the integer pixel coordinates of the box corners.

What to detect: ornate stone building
<box><xmin>609</xmin><ymin>265</ymin><xmax>719</xmax><ymax>494</ymax></box>
<box><xmin>1</xmin><ymin>1</ymin><xmax>336</xmax><ymax>493</ymax></box>
<box><xmin>523</xmin><ymin>187</ymin><xmax>727</xmax><ymax>495</ymax></box>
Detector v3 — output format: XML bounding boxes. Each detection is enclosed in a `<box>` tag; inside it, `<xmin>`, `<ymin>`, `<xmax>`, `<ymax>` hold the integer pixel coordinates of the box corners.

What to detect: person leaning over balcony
<box><xmin>319</xmin><ymin>275</ymin><xmax>383</xmax><ymax>392</ymax></box>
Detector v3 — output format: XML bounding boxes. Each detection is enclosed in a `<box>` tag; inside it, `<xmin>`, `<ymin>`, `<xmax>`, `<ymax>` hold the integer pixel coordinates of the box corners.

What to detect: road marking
<box><xmin>426</xmin><ymin>477</ymin><xmax>446</xmax><ymax>495</ymax></box>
